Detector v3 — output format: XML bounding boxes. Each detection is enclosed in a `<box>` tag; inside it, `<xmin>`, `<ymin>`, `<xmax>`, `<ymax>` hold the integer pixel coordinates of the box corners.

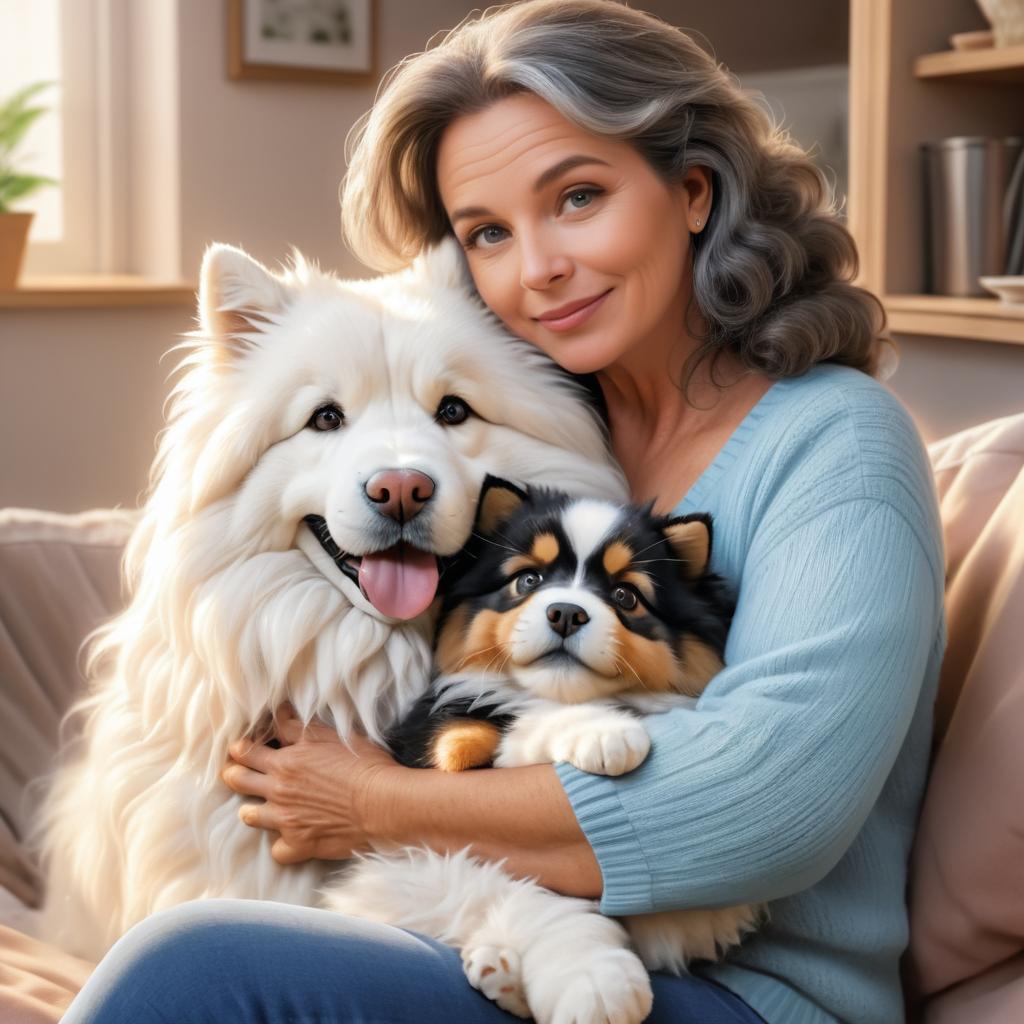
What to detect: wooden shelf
<box><xmin>884</xmin><ymin>293</ymin><xmax>1024</xmax><ymax>345</ymax></box>
<box><xmin>914</xmin><ymin>44</ymin><xmax>1024</xmax><ymax>82</ymax></box>
<box><xmin>0</xmin><ymin>275</ymin><xmax>195</xmax><ymax>309</ymax></box>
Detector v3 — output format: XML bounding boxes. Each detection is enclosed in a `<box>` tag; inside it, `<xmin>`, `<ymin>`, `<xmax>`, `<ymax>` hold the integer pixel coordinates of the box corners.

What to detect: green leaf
<box><xmin>0</xmin><ymin>173</ymin><xmax>58</xmax><ymax>206</ymax></box>
<box><xmin>0</xmin><ymin>106</ymin><xmax>49</xmax><ymax>156</ymax></box>
<box><xmin>0</xmin><ymin>81</ymin><xmax>55</xmax><ymax>126</ymax></box>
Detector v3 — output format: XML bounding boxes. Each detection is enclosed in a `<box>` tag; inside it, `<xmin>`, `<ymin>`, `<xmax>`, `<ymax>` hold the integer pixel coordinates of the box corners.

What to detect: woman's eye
<box><xmin>436</xmin><ymin>395</ymin><xmax>472</xmax><ymax>425</ymax></box>
<box><xmin>309</xmin><ymin>404</ymin><xmax>344</xmax><ymax>431</ymax></box>
<box><xmin>562</xmin><ymin>187</ymin><xmax>601</xmax><ymax>213</ymax></box>
<box><xmin>611</xmin><ymin>585</ymin><xmax>638</xmax><ymax>610</ymax></box>
<box><xmin>514</xmin><ymin>571</ymin><xmax>543</xmax><ymax>596</ymax></box>
<box><xmin>465</xmin><ymin>225</ymin><xmax>508</xmax><ymax>249</ymax></box>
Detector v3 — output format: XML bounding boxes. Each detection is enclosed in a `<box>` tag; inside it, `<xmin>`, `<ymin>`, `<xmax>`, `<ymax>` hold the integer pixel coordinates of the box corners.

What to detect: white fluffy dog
<box><xmin>34</xmin><ymin>239</ymin><xmax>627</xmax><ymax>964</ymax></box>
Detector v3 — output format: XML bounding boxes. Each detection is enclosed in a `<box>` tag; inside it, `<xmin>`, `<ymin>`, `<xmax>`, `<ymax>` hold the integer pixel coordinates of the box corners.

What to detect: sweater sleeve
<box><xmin>555</xmin><ymin>497</ymin><xmax>942</xmax><ymax>916</ymax></box>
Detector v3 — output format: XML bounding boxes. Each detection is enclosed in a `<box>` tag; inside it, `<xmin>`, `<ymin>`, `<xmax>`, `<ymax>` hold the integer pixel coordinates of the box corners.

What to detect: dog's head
<box><xmin>435</xmin><ymin>478</ymin><xmax>734</xmax><ymax>703</ymax></box>
<box><xmin>147</xmin><ymin>240</ymin><xmax>626</xmax><ymax>623</ymax></box>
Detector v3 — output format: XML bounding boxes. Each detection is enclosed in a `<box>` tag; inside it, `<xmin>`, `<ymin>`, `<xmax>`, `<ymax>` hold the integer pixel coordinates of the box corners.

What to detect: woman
<box><xmin>62</xmin><ymin>2</ymin><xmax>944</xmax><ymax>1022</ymax></box>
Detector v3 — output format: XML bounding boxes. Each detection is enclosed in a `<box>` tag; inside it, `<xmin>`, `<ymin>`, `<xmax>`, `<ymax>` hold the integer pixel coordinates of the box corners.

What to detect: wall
<box><xmin>1</xmin><ymin>0</ymin><xmax>1021</xmax><ymax>512</ymax></box>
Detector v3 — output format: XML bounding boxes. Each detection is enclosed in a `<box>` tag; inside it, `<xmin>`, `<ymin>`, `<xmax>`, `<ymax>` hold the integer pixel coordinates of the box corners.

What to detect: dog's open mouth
<box><xmin>303</xmin><ymin>515</ymin><xmax>439</xmax><ymax>620</ymax></box>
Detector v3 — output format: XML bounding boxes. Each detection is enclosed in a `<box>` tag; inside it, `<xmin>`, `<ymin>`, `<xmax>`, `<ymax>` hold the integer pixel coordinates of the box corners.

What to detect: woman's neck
<box><xmin>597</xmin><ymin>345</ymin><xmax>772</xmax><ymax>510</ymax></box>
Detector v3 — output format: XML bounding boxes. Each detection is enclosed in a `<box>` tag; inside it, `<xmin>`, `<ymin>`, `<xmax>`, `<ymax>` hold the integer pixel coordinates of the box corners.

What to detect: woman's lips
<box><xmin>534</xmin><ymin>289</ymin><xmax>612</xmax><ymax>331</ymax></box>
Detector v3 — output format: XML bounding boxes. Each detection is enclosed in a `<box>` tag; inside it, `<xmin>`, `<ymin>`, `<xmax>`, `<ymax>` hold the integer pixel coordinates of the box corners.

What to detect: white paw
<box><xmin>462</xmin><ymin>944</ymin><xmax>531</xmax><ymax>1019</ymax></box>
<box><xmin>535</xmin><ymin>948</ymin><xmax>653</xmax><ymax>1024</ymax></box>
<box><xmin>553</xmin><ymin>720</ymin><xmax>651</xmax><ymax>776</ymax></box>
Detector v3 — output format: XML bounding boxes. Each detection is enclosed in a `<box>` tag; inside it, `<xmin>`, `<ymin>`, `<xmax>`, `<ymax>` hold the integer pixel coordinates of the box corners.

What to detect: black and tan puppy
<box><xmin>388</xmin><ymin>476</ymin><xmax>735</xmax><ymax>775</ymax></box>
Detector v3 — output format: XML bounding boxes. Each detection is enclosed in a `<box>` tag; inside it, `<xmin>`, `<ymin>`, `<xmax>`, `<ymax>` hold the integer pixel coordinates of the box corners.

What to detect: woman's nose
<box><xmin>518</xmin><ymin>231</ymin><xmax>572</xmax><ymax>291</ymax></box>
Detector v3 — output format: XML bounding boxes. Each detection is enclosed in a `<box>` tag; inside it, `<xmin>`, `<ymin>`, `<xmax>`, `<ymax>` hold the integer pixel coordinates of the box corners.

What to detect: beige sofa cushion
<box><xmin>905</xmin><ymin>413</ymin><xmax>1024</xmax><ymax>1021</ymax></box>
<box><xmin>0</xmin><ymin>509</ymin><xmax>134</xmax><ymax>908</ymax></box>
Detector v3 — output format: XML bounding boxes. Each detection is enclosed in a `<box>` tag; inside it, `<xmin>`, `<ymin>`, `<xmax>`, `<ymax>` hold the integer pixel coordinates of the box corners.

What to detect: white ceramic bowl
<box><xmin>979</xmin><ymin>275</ymin><xmax>1024</xmax><ymax>305</ymax></box>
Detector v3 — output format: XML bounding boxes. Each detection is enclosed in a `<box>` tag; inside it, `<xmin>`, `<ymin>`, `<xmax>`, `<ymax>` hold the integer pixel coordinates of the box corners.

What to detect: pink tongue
<box><xmin>358</xmin><ymin>544</ymin><xmax>440</xmax><ymax>620</ymax></box>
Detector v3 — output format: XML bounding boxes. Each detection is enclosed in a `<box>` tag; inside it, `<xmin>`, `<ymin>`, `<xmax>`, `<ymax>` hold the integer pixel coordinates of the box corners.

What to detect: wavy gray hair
<box><xmin>341</xmin><ymin>0</ymin><xmax>890</xmax><ymax>381</ymax></box>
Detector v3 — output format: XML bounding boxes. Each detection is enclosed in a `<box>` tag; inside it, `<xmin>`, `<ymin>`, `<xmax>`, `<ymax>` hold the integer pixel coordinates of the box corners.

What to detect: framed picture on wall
<box><xmin>228</xmin><ymin>0</ymin><xmax>375</xmax><ymax>83</ymax></box>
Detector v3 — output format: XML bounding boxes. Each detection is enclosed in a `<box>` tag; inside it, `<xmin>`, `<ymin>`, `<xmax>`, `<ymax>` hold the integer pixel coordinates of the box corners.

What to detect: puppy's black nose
<box><xmin>547</xmin><ymin>602</ymin><xmax>589</xmax><ymax>638</ymax></box>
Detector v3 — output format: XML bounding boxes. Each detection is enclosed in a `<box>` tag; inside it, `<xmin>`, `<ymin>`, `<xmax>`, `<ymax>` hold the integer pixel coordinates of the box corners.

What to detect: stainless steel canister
<box><xmin>921</xmin><ymin>136</ymin><xmax>1024</xmax><ymax>296</ymax></box>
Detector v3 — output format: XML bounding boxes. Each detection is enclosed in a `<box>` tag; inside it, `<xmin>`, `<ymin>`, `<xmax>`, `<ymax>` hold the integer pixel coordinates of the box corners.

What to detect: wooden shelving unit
<box><xmin>848</xmin><ymin>0</ymin><xmax>1024</xmax><ymax>347</ymax></box>
<box><xmin>885</xmin><ymin>294</ymin><xmax>1024</xmax><ymax>346</ymax></box>
<box><xmin>914</xmin><ymin>43</ymin><xmax>1024</xmax><ymax>82</ymax></box>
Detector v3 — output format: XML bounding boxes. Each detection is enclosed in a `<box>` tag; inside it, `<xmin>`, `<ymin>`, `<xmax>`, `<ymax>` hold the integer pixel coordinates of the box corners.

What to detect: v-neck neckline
<box><xmin>672</xmin><ymin>375</ymin><xmax>790</xmax><ymax>515</ymax></box>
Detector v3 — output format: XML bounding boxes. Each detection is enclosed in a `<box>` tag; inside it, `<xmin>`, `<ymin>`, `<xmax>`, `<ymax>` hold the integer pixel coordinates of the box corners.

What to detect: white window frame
<box><xmin>20</xmin><ymin>0</ymin><xmax>131</xmax><ymax>276</ymax></box>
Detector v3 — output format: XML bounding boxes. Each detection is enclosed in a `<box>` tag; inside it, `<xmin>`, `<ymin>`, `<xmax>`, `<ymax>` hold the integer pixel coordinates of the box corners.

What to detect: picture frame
<box><xmin>228</xmin><ymin>0</ymin><xmax>376</xmax><ymax>84</ymax></box>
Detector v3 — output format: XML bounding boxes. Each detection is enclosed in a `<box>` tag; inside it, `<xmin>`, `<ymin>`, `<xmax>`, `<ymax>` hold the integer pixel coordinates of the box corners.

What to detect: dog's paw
<box><xmin>462</xmin><ymin>944</ymin><xmax>531</xmax><ymax>1019</ymax></box>
<box><xmin>533</xmin><ymin>948</ymin><xmax>653</xmax><ymax>1024</ymax></box>
<box><xmin>552</xmin><ymin>719</ymin><xmax>651</xmax><ymax>776</ymax></box>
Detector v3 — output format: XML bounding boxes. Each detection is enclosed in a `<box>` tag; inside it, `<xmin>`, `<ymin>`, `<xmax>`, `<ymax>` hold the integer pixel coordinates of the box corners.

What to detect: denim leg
<box><xmin>62</xmin><ymin>898</ymin><xmax>764</xmax><ymax>1024</ymax></box>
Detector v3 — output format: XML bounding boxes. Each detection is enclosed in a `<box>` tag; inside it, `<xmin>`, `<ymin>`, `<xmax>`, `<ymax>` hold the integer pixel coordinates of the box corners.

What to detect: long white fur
<box><xmin>31</xmin><ymin>238</ymin><xmax>627</xmax><ymax>962</ymax></box>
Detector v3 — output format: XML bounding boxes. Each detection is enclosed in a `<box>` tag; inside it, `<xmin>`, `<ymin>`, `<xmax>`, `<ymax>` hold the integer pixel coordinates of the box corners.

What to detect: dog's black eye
<box><xmin>309</xmin><ymin>404</ymin><xmax>344</xmax><ymax>431</ymax></box>
<box><xmin>514</xmin><ymin>571</ymin><xmax>544</xmax><ymax>596</ymax></box>
<box><xmin>611</xmin><ymin>585</ymin><xmax>639</xmax><ymax>610</ymax></box>
<box><xmin>436</xmin><ymin>395</ymin><xmax>471</xmax><ymax>426</ymax></box>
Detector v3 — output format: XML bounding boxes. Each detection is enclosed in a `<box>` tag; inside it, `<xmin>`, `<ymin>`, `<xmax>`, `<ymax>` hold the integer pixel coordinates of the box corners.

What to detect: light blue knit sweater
<box><xmin>556</xmin><ymin>363</ymin><xmax>946</xmax><ymax>1024</ymax></box>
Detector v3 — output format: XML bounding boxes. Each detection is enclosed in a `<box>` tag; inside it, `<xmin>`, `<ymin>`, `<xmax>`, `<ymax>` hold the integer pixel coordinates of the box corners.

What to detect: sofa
<box><xmin>0</xmin><ymin>414</ymin><xmax>1021</xmax><ymax>1023</ymax></box>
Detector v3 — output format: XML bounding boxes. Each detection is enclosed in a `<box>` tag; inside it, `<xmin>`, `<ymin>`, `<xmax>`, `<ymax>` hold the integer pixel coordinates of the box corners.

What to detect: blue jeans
<box><xmin>62</xmin><ymin>899</ymin><xmax>766</xmax><ymax>1023</ymax></box>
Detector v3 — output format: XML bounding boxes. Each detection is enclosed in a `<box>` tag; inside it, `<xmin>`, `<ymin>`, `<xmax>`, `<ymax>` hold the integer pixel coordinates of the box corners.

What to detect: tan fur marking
<box><xmin>614</xmin><ymin>622</ymin><xmax>679</xmax><ymax>693</ymax></box>
<box><xmin>602</xmin><ymin>541</ymin><xmax>633</xmax><ymax>576</ymax></box>
<box><xmin>456</xmin><ymin>609</ymin><xmax>504</xmax><ymax>672</ymax></box>
<box><xmin>530</xmin><ymin>533</ymin><xmax>559</xmax><ymax>565</ymax></box>
<box><xmin>501</xmin><ymin>554</ymin><xmax>539</xmax><ymax>577</ymax></box>
<box><xmin>621</xmin><ymin>570</ymin><xmax>655</xmax><ymax>602</ymax></box>
<box><xmin>664</xmin><ymin>520</ymin><xmax>711</xmax><ymax>579</ymax></box>
<box><xmin>434</xmin><ymin>605</ymin><xmax>470</xmax><ymax>675</ymax></box>
<box><xmin>678</xmin><ymin>635</ymin><xmax>724</xmax><ymax>696</ymax></box>
<box><xmin>432</xmin><ymin>721</ymin><xmax>501</xmax><ymax>771</ymax></box>
<box><xmin>478</xmin><ymin>486</ymin><xmax>526</xmax><ymax>535</ymax></box>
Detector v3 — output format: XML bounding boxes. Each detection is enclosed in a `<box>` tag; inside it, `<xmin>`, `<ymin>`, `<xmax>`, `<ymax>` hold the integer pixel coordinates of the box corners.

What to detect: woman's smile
<box><xmin>533</xmin><ymin>288</ymin><xmax>613</xmax><ymax>331</ymax></box>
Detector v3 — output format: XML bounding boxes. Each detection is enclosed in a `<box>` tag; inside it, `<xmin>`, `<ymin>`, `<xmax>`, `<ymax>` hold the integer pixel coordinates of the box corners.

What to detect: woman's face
<box><xmin>437</xmin><ymin>93</ymin><xmax>710</xmax><ymax>375</ymax></box>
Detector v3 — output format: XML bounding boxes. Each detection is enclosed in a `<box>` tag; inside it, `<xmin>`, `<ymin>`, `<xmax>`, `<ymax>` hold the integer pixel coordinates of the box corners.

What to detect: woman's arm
<box><xmin>223</xmin><ymin>711</ymin><xmax>603</xmax><ymax>898</ymax></box>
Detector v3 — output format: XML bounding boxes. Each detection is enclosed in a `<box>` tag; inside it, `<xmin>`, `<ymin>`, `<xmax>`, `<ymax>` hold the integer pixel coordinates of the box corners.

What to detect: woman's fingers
<box><xmin>237</xmin><ymin>801</ymin><xmax>281</xmax><ymax>831</ymax></box>
<box><xmin>271</xmin><ymin>836</ymin><xmax>308</xmax><ymax>865</ymax></box>
<box><xmin>228</xmin><ymin>739</ymin><xmax>276</xmax><ymax>771</ymax></box>
<box><xmin>222</xmin><ymin>762</ymin><xmax>272</xmax><ymax>798</ymax></box>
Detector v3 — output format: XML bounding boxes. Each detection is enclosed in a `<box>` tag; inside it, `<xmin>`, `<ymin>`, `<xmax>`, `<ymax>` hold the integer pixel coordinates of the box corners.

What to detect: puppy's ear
<box><xmin>475</xmin><ymin>476</ymin><xmax>529</xmax><ymax>535</ymax></box>
<box><xmin>199</xmin><ymin>244</ymin><xmax>289</xmax><ymax>358</ymax></box>
<box><xmin>662</xmin><ymin>513</ymin><xmax>713</xmax><ymax>579</ymax></box>
<box><xmin>411</xmin><ymin>236</ymin><xmax>472</xmax><ymax>292</ymax></box>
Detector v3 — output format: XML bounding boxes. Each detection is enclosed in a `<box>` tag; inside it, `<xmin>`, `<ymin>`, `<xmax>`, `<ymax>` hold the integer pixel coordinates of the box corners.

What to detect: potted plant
<box><xmin>0</xmin><ymin>81</ymin><xmax>57</xmax><ymax>289</ymax></box>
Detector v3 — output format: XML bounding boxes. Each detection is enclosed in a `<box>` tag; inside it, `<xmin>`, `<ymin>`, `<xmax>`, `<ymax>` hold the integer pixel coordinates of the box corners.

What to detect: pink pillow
<box><xmin>905</xmin><ymin>414</ymin><xmax>1024</xmax><ymax>1020</ymax></box>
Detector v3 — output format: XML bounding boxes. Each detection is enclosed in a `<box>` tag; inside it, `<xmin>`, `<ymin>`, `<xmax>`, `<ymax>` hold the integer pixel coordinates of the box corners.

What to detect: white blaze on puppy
<box><xmin>561</xmin><ymin>499</ymin><xmax>625</xmax><ymax>583</ymax></box>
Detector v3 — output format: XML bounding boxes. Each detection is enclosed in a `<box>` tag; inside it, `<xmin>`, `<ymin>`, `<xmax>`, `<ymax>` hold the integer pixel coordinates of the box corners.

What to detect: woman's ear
<box><xmin>680</xmin><ymin>164</ymin><xmax>713</xmax><ymax>232</ymax></box>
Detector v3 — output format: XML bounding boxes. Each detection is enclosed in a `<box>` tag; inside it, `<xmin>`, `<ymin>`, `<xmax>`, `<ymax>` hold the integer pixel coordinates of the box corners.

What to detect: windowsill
<box><xmin>0</xmin><ymin>275</ymin><xmax>195</xmax><ymax>309</ymax></box>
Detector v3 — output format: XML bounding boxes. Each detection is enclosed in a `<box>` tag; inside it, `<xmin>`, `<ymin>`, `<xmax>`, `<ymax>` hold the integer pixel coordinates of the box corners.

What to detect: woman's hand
<box><xmin>222</xmin><ymin>705</ymin><xmax>401</xmax><ymax>865</ymax></box>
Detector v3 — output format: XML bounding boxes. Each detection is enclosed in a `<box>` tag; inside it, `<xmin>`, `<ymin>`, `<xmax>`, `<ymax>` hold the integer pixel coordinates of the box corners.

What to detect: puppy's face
<box><xmin>436</xmin><ymin>482</ymin><xmax>731</xmax><ymax>703</ymax></box>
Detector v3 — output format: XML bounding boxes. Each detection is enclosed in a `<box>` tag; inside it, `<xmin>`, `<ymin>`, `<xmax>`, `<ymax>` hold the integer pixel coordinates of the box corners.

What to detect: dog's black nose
<box><xmin>546</xmin><ymin>602</ymin><xmax>589</xmax><ymax>638</ymax></box>
<box><xmin>365</xmin><ymin>469</ymin><xmax>435</xmax><ymax>523</ymax></box>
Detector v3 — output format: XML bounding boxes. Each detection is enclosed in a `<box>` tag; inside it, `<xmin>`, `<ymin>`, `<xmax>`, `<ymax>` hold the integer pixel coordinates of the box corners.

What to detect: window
<box><xmin>0</xmin><ymin>0</ymin><xmax>129</xmax><ymax>275</ymax></box>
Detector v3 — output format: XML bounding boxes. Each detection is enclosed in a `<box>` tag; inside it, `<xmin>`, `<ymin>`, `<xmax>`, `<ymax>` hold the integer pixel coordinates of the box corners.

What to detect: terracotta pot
<box><xmin>0</xmin><ymin>212</ymin><xmax>34</xmax><ymax>289</ymax></box>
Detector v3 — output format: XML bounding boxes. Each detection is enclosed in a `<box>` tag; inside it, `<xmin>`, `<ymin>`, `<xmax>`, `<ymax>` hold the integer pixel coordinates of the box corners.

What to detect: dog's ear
<box><xmin>199</xmin><ymin>244</ymin><xmax>289</xmax><ymax>357</ymax></box>
<box><xmin>475</xmin><ymin>476</ymin><xmax>529</xmax><ymax>535</ymax></box>
<box><xmin>662</xmin><ymin>513</ymin><xmax>713</xmax><ymax>579</ymax></box>
<box><xmin>411</xmin><ymin>236</ymin><xmax>473</xmax><ymax>293</ymax></box>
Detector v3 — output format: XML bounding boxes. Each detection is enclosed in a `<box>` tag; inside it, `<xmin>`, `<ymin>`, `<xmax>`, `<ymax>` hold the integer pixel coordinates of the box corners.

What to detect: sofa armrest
<box><xmin>0</xmin><ymin>508</ymin><xmax>135</xmax><ymax>907</ymax></box>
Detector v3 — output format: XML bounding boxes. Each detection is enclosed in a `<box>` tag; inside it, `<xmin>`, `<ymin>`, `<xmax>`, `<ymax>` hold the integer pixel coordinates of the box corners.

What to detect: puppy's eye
<box><xmin>514</xmin><ymin>571</ymin><xmax>544</xmax><ymax>596</ymax></box>
<box><xmin>436</xmin><ymin>395</ymin><xmax>472</xmax><ymax>426</ymax></box>
<box><xmin>308</xmin><ymin>404</ymin><xmax>345</xmax><ymax>431</ymax></box>
<box><xmin>611</xmin><ymin>585</ymin><xmax>639</xmax><ymax>611</ymax></box>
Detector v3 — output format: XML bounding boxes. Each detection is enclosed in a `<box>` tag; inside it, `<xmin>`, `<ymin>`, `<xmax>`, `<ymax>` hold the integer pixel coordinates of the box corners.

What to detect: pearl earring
<box><xmin>695</xmin><ymin>217</ymin><xmax>702</xmax><ymax>228</ymax></box>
